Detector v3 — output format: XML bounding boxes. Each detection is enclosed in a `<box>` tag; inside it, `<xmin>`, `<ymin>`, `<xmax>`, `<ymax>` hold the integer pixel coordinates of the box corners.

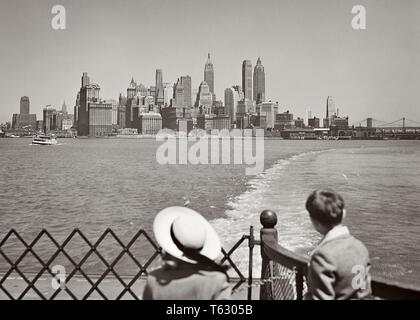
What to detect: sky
<box><xmin>1</xmin><ymin>0</ymin><xmax>420</xmax><ymax>124</ymax></box>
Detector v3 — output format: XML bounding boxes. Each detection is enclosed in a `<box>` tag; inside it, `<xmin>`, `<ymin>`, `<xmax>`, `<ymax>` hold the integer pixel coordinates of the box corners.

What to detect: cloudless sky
<box><xmin>1</xmin><ymin>0</ymin><xmax>419</xmax><ymax>124</ymax></box>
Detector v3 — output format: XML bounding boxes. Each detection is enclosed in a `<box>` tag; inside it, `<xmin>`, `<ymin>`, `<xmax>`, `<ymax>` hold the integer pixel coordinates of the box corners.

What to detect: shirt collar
<box><xmin>318</xmin><ymin>225</ymin><xmax>350</xmax><ymax>247</ymax></box>
<box><xmin>309</xmin><ymin>225</ymin><xmax>350</xmax><ymax>256</ymax></box>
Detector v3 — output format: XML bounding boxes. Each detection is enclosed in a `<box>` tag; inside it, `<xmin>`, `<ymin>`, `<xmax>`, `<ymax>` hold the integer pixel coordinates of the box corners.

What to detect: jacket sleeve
<box><xmin>142</xmin><ymin>277</ymin><xmax>153</xmax><ymax>300</ymax></box>
<box><xmin>308</xmin><ymin>251</ymin><xmax>336</xmax><ymax>300</ymax></box>
<box><xmin>213</xmin><ymin>275</ymin><xmax>232</xmax><ymax>300</ymax></box>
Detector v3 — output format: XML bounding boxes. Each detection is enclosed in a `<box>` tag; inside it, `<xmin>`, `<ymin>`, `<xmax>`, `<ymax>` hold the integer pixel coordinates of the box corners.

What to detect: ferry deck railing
<box><xmin>258</xmin><ymin>209</ymin><xmax>420</xmax><ymax>300</ymax></box>
<box><xmin>1</xmin><ymin>210</ymin><xmax>420</xmax><ymax>300</ymax></box>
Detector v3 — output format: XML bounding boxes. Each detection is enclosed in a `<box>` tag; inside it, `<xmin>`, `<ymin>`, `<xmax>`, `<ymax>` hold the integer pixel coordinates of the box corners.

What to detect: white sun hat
<box><xmin>153</xmin><ymin>206</ymin><xmax>222</xmax><ymax>264</ymax></box>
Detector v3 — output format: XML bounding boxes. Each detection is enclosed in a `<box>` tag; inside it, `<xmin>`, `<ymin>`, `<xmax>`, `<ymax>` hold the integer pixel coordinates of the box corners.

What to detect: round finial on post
<box><xmin>260</xmin><ymin>209</ymin><xmax>277</xmax><ymax>228</ymax></box>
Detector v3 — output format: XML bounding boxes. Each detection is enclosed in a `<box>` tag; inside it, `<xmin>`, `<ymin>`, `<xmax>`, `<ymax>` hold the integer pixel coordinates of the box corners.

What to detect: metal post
<box><xmin>259</xmin><ymin>209</ymin><xmax>278</xmax><ymax>300</ymax></box>
<box><xmin>247</xmin><ymin>226</ymin><xmax>254</xmax><ymax>300</ymax></box>
<box><xmin>296</xmin><ymin>267</ymin><xmax>304</xmax><ymax>300</ymax></box>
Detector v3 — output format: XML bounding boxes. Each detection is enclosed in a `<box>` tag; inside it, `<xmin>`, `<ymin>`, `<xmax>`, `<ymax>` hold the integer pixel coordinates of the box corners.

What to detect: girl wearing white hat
<box><xmin>142</xmin><ymin>206</ymin><xmax>231</xmax><ymax>300</ymax></box>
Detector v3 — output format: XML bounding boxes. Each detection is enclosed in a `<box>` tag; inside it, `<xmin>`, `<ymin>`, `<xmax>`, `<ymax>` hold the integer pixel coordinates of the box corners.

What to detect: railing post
<box><xmin>247</xmin><ymin>226</ymin><xmax>254</xmax><ymax>300</ymax></box>
<box><xmin>259</xmin><ymin>209</ymin><xmax>278</xmax><ymax>300</ymax></box>
<box><xmin>296</xmin><ymin>267</ymin><xmax>304</xmax><ymax>300</ymax></box>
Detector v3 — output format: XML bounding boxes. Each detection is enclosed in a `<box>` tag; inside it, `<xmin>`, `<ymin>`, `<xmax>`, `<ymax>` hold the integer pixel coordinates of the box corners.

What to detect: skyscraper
<box><xmin>242</xmin><ymin>60</ymin><xmax>252</xmax><ymax>101</ymax></box>
<box><xmin>155</xmin><ymin>69</ymin><xmax>164</xmax><ymax>106</ymax></box>
<box><xmin>224</xmin><ymin>87</ymin><xmax>240</xmax><ymax>124</ymax></box>
<box><xmin>180</xmin><ymin>76</ymin><xmax>192</xmax><ymax>107</ymax></box>
<box><xmin>43</xmin><ymin>105</ymin><xmax>57</xmax><ymax>133</ymax></box>
<box><xmin>204</xmin><ymin>53</ymin><xmax>214</xmax><ymax>100</ymax></box>
<box><xmin>12</xmin><ymin>96</ymin><xmax>36</xmax><ymax>129</ymax></box>
<box><xmin>326</xmin><ymin>96</ymin><xmax>336</xmax><ymax>120</ymax></box>
<box><xmin>173</xmin><ymin>78</ymin><xmax>184</xmax><ymax>108</ymax></box>
<box><xmin>253</xmin><ymin>57</ymin><xmax>265</xmax><ymax>104</ymax></box>
<box><xmin>196</xmin><ymin>81</ymin><xmax>213</xmax><ymax>113</ymax></box>
<box><xmin>163</xmin><ymin>83</ymin><xmax>173</xmax><ymax>107</ymax></box>
<box><xmin>20</xmin><ymin>96</ymin><xmax>29</xmax><ymax>114</ymax></box>
<box><xmin>77</xmin><ymin>72</ymin><xmax>101</xmax><ymax>136</ymax></box>
<box><xmin>81</xmin><ymin>72</ymin><xmax>90</xmax><ymax>88</ymax></box>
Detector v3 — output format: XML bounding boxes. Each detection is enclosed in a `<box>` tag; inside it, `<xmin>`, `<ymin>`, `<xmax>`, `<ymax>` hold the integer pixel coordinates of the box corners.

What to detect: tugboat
<box><xmin>32</xmin><ymin>134</ymin><xmax>58</xmax><ymax>145</ymax></box>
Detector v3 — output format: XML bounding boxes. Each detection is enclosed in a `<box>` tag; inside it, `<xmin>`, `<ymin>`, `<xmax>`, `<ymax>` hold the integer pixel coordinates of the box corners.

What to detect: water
<box><xmin>0</xmin><ymin>138</ymin><xmax>419</xmax><ymax>285</ymax></box>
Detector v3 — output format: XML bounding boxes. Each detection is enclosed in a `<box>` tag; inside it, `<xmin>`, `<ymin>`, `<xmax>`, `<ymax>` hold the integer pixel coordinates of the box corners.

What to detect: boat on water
<box><xmin>32</xmin><ymin>134</ymin><xmax>58</xmax><ymax>145</ymax></box>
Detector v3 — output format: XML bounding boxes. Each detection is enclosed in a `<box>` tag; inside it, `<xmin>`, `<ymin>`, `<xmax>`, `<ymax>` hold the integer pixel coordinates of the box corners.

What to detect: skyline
<box><xmin>1</xmin><ymin>0</ymin><xmax>420</xmax><ymax>123</ymax></box>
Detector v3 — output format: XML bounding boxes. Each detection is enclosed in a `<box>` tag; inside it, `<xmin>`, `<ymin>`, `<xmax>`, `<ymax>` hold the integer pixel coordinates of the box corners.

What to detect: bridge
<box><xmin>349</xmin><ymin>117</ymin><xmax>420</xmax><ymax>139</ymax></box>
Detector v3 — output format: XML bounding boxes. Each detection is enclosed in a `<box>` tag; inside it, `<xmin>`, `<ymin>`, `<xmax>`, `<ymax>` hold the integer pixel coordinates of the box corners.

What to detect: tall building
<box><xmin>74</xmin><ymin>92</ymin><xmax>80</xmax><ymax>128</ymax></box>
<box><xmin>232</xmin><ymin>85</ymin><xmax>244</xmax><ymax>101</ymax></box>
<box><xmin>242</xmin><ymin>60</ymin><xmax>252</xmax><ymax>101</ymax></box>
<box><xmin>81</xmin><ymin>72</ymin><xmax>90</xmax><ymax>87</ymax></box>
<box><xmin>224</xmin><ymin>87</ymin><xmax>240</xmax><ymax>124</ymax></box>
<box><xmin>180</xmin><ymin>76</ymin><xmax>192</xmax><ymax>107</ymax></box>
<box><xmin>173</xmin><ymin>78</ymin><xmax>184</xmax><ymax>107</ymax></box>
<box><xmin>204</xmin><ymin>53</ymin><xmax>214</xmax><ymax>101</ymax></box>
<box><xmin>257</xmin><ymin>101</ymin><xmax>278</xmax><ymax>129</ymax></box>
<box><xmin>62</xmin><ymin>100</ymin><xmax>67</xmax><ymax>114</ymax></box>
<box><xmin>127</xmin><ymin>77</ymin><xmax>137</xmax><ymax>99</ymax></box>
<box><xmin>326</xmin><ymin>96</ymin><xmax>336</xmax><ymax>120</ymax></box>
<box><xmin>106</xmin><ymin>99</ymin><xmax>118</xmax><ymax>126</ymax></box>
<box><xmin>20</xmin><ymin>96</ymin><xmax>30</xmax><ymax>114</ymax></box>
<box><xmin>155</xmin><ymin>69</ymin><xmax>164</xmax><ymax>106</ymax></box>
<box><xmin>196</xmin><ymin>81</ymin><xmax>213</xmax><ymax>113</ymax></box>
<box><xmin>43</xmin><ymin>105</ymin><xmax>57</xmax><ymax>133</ymax></box>
<box><xmin>139</xmin><ymin>112</ymin><xmax>162</xmax><ymax>135</ymax></box>
<box><xmin>163</xmin><ymin>83</ymin><xmax>173</xmax><ymax>106</ymax></box>
<box><xmin>117</xmin><ymin>104</ymin><xmax>126</xmax><ymax>129</ymax></box>
<box><xmin>12</xmin><ymin>96</ymin><xmax>37</xmax><ymax>130</ymax></box>
<box><xmin>253</xmin><ymin>57</ymin><xmax>265</xmax><ymax>104</ymax></box>
<box><xmin>77</xmin><ymin>72</ymin><xmax>103</xmax><ymax>136</ymax></box>
<box><xmin>88</xmin><ymin>102</ymin><xmax>113</xmax><ymax>137</ymax></box>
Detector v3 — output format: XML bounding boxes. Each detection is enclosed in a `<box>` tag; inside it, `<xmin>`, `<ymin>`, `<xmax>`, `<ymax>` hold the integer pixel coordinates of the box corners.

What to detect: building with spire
<box><xmin>253</xmin><ymin>57</ymin><xmax>265</xmax><ymax>104</ymax></box>
<box><xmin>204</xmin><ymin>53</ymin><xmax>215</xmax><ymax>102</ymax></box>
<box><xmin>62</xmin><ymin>100</ymin><xmax>67</xmax><ymax>114</ymax></box>
<box><xmin>77</xmin><ymin>72</ymin><xmax>112</xmax><ymax>137</ymax></box>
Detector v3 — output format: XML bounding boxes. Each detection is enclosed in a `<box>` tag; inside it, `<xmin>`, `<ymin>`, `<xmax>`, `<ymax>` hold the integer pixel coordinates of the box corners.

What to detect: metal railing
<box><xmin>0</xmin><ymin>227</ymin><xmax>255</xmax><ymax>300</ymax></box>
<box><xmin>258</xmin><ymin>209</ymin><xmax>420</xmax><ymax>300</ymax></box>
<box><xmin>2</xmin><ymin>211</ymin><xmax>420</xmax><ymax>300</ymax></box>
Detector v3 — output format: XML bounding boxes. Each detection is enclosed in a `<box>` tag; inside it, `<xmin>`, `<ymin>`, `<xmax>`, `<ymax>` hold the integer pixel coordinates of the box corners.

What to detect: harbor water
<box><xmin>0</xmin><ymin>138</ymin><xmax>419</xmax><ymax>285</ymax></box>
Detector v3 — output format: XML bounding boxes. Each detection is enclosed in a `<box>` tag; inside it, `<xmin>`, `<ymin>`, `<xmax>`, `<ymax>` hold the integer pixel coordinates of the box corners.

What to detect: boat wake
<box><xmin>211</xmin><ymin>149</ymin><xmax>335</xmax><ymax>276</ymax></box>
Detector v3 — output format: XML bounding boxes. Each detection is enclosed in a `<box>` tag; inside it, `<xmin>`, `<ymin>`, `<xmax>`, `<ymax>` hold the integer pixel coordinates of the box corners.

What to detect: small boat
<box><xmin>32</xmin><ymin>134</ymin><xmax>58</xmax><ymax>145</ymax></box>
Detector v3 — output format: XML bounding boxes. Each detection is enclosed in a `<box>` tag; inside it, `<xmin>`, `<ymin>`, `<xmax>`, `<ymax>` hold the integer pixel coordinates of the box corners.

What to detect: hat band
<box><xmin>170</xmin><ymin>224</ymin><xmax>204</xmax><ymax>254</ymax></box>
<box><xmin>169</xmin><ymin>224</ymin><xmax>229</xmax><ymax>279</ymax></box>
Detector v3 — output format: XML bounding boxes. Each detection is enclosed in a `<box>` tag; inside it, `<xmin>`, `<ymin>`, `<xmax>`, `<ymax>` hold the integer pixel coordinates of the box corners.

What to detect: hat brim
<box><xmin>153</xmin><ymin>207</ymin><xmax>221</xmax><ymax>264</ymax></box>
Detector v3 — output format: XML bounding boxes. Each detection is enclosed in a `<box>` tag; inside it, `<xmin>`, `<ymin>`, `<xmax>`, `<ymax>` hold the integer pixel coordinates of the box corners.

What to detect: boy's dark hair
<box><xmin>305</xmin><ymin>189</ymin><xmax>345</xmax><ymax>228</ymax></box>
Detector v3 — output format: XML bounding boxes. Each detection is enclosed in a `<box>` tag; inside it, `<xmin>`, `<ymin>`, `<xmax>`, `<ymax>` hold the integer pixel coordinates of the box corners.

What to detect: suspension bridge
<box><xmin>349</xmin><ymin>117</ymin><xmax>420</xmax><ymax>139</ymax></box>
